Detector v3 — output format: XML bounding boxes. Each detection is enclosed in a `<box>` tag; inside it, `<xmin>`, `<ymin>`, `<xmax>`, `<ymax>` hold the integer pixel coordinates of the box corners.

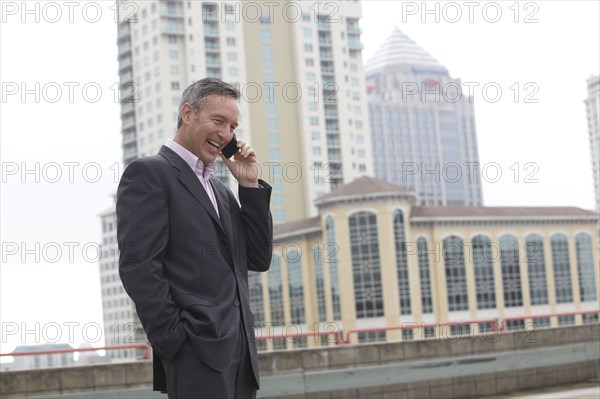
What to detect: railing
<box><xmin>256</xmin><ymin>329</ymin><xmax>343</xmax><ymax>345</ymax></box>
<box><xmin>0</xmin><ymin>343</ymin><xmax>152</xmax><ymax>361</ymax></box>
<box><xmin>256</xmin><ymin>310</ymin><xmax>599</xmax><ymax>348</ymax></box>
<box><xmin>3</xmin><ymin>311</ymin><xmax>597</xmax><ymax>361</ymax></box>
<box><xmin>343</xmin><ymin>318</ymin><xmax>499</xmax><ymax>344</ymax></box>
<box><xmin>502</xmin><ymin>309</ymin><xmax>600</xmax><ymax>330</ymax></box>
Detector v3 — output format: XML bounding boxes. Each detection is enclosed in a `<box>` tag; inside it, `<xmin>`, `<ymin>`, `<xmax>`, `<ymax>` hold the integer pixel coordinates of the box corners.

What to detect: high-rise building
<box><xmin>584</xmin><ymin>75</ymin><xmax>600</xmax><ymax>217</ymax></box>
<box><xmin>98</xmin><ymin>198</ymin><xmax>145</xmax><ymax>361</ymax></box>
<box><xmin>365</xmin><ymin>28</ymin><xmax>483</xmax><ymax>206</ymax></box>
<box><xmin>102</xmin><ymin>0</ymin><xmax>372</xmax><ymax>358</ymax></box>
<box><xmin>116</xmin><ymin>0</ymin><xmax>372</xmax><ymax>222</ymax></box>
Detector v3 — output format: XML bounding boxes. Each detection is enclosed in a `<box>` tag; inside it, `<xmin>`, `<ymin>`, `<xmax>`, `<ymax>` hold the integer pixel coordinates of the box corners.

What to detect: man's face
<box><xmin>182</xmin><ymin>93</ymin><xmax>239</xmax><ymax>164</ymax></box>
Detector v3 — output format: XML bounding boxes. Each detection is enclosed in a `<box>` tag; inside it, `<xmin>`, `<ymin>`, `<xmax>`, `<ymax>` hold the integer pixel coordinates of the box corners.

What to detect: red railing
<box><xmin>0</xmin><ymin>343</ymin><xmax>152</xmax><ymax>361</ymax></box>
<box><xmin>343</xmin><ymin>318</ymin><xmax>499</xmax><ymax>344</ymax></box>
<box><xmin>502</xmin><ymin>309</ymin><xmax>600</xmax><ymax>331</ymax></box>
<box><xmin>256</xmin><ymin>329</ymin><xmax>343</xmax><ymax>345</ymax></box>
<box><xmin>342</xmin><ymin>310</ymin><xmax>599</xmax><ymax>344</ymax></box>
<box><xmin>1</xmin><ymin>310</ymin><xmax>597</xmax><ymax>359</ymax></box>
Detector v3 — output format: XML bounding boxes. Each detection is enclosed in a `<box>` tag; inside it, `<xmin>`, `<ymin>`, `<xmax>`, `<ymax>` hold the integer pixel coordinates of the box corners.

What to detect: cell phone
<box><xmin>221</xmin><ymin>135</ymin><xmax>238</xmax><ymax>158</ymax></box>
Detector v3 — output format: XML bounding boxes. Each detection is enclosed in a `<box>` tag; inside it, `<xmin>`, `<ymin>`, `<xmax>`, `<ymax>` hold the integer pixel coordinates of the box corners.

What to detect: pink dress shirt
<box><xmin>164</xmin><ymin>139</ymin><xmax>220</xmax><ymax>217</ymax></box>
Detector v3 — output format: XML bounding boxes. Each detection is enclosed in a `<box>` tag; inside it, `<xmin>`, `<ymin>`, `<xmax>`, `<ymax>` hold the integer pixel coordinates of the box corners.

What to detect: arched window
<box><xmin>575</xmin><ymin>232</ymin><xmax>597</xmax><ymax>302</ymax></box>
<box><xmin>443</xmin><ymin>235</ymin><xmax>468</xmax><ymax>311</ymax></box>
<box><xmin>286</xmin><ymin>245</ymin><xmax>305</xmax><ymax>324</ymax></box>
<box><xmin>312</xmin><ymin>242</ymin><xmax>327</xmax><ymax>322</ymax></box>
<box><xmin>325</xmin><ymin>216</ymin><xmax>341</xmax><ymax>320</ymax></box>
<box><xmin>393</xmin><ymin>210</ymin><xmax>411</xmax><ymax>315</ymax></box>
<box><xmin>349</xmin><ymin>211</ymin><xmax>384</xmax><ymax>318</ymax></box>
<box><xmin>551</xmin><ymin>233</ymin><xmax>573</xmax><ymax>303</ymax></box>
<box><xmin>248</xmin><ymin>271</ymin><xmax>265</xmax><ymax>350</ymax></box>
<box><xmin>417</xmin><ymin>237</ymin><xmax>433</xmax><ymax>314</ymax></box>
<box><xmin>268</xmin><ymin>255</ymin><xmax>284</xmax><ymax>325</ymax></box>
<box><xmin>500</xmin><ymin>234</ymin><xmax>523</xmax><ymax>307</ymax></box>
<box><xmin>525</xmin><ymin>234</ymin><xmax>548</xmax><ymax>305</ymax></box>
<box><xmin>248</xmin><ymin>272</ymin><xmax>264</xmax><ymax>324</ymax></box>
<box><xmin>472</xmin><ymin>235</ymin><xmax>496</xmax><ymax>309</ymax></box>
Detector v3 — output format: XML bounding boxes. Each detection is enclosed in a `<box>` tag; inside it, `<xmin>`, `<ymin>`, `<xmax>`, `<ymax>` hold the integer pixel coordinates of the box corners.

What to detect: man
<box><xmin>117</xmin><ymin>78</ymin><xmax>273</xmax><ymax>399</ymax></box>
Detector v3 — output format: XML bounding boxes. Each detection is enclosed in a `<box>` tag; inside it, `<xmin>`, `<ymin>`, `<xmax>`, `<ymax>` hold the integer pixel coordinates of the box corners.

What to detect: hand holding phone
<box><xmin>221</xmin><ymin>135</ymin><xmax>238</xmax><ymax>158</ymax></box>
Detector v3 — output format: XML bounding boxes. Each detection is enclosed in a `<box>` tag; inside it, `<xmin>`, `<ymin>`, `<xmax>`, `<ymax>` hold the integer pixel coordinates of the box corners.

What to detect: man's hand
<box><xmin>220</xmin><ymin>139</ymin><xmax>260</xmax><ymax>188</ymax></box>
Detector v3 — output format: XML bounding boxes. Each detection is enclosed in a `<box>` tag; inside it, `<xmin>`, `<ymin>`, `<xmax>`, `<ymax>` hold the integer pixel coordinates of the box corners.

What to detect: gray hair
<box><xmin>176</xmin><ymin>78</ymin><xmax>240</xmax><ymax>129</ymax></box>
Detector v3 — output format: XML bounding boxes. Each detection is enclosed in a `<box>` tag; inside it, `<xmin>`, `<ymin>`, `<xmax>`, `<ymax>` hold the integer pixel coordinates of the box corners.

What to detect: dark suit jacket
<box><xmin>116</xmin><ymin>146</ymin><xmax>273</xmax><ymax>392</ymax></box>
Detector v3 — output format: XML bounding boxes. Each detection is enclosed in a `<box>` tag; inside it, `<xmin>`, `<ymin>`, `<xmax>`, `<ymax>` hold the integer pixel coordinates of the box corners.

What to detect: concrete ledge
<box><xmin>2</xmin><ymin>325</ymin><xmax>598</xmax><ymax>399</ymax></box>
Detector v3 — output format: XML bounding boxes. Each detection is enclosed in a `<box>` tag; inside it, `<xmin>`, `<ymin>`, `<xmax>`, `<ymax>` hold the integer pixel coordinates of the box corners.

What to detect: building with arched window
<box><xmin>249</xmin><ymin>176</ymin><xmax>599</xmax><ymax>349</ymax></box>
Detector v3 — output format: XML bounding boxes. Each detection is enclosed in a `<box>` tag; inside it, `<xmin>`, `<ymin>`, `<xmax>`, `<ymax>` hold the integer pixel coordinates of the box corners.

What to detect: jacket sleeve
<box><xmin>238</xmin><ymin>179</ymin><xmax>273</xmax><ymax>272</ymax></box>
<box><xmin>116</xmin><ymin>160</ymin><xmax>186</xmax><ymax>361</ymax></box>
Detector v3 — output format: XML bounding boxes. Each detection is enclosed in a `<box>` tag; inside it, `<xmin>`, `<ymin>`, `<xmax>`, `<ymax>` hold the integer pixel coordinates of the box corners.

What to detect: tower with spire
<box><xmin>366</xmin><ymin>28</ymin><xmax>483</xmax><ymax>206</ymax></box>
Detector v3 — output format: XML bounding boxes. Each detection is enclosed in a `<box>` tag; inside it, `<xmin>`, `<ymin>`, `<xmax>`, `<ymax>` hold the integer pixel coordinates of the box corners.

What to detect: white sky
<box><xmin>1</xmin><ymin>1</ymin><xmax>599</xmax><ymax>354</ymax></box>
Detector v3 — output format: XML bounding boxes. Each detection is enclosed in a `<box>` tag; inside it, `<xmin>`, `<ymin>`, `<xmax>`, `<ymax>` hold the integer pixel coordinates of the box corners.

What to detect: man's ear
<box><xmin>181</xmin><ymin>103</ymin><xmax>194</xmax><ymax>125</ymax></box>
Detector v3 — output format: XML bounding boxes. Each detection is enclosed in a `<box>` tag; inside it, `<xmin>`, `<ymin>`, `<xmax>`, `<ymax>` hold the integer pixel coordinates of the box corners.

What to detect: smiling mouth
<box><xmin>206</xmin><ymin>139</ymin><xmax>221</xmax><ymax>149</ymax></box>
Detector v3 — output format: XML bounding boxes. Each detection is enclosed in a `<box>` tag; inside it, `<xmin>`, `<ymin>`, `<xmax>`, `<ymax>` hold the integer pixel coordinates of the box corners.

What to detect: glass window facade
<box><xmin>525</xmin><ymin>234</ymin><xmax>549</xmax><ymax>305</ymax></box>
<box><xmin>417</xmin><ymin>237</ymin><xmax>433</xmax><ymax>314</ymax></box>
<box><xmin>393</xmin><ymin>210</ymin><xmax>411</xmax><ymax>315</ymax></box>
<box><xmin>472</xmin><ymin>235</ymin><xmax>496</xmax><ymax>309</ymax></box>
<box><xmin>575</xmin><ymin>233</ymin><xmax>597</xmax><ymax>302</ymax></box>
<box><xmin>325</xmin><ymin>216</ymin><xmax>341</xmax><ymax>320</ymax></box>
<box><xmin>286</xmin><ymin>246</ymin><xmax>305</xmax><ymax>324</ymax></box>
<box><xmin>444</xmin><ymin>236</ymin><xmax>468</xmax><ymax>311</ymax></box>
<box><xmin>500</xmin><ymin>235</ymin><xmax>523</xmax><ymax>307</ymax></box>
<box><xmin>349</xmin><ymin>212</ymin><xmax>384</xmax><ymax>318</ymax></box>
<box><xmin>551</xmin><ymin>233</ymin><xmax>573</xmax><ymax>303</ymax></box>
<box><xmin>268</xmin><ymin>255</ymin><xmax>284</xmax><ymax>325</ymax></box>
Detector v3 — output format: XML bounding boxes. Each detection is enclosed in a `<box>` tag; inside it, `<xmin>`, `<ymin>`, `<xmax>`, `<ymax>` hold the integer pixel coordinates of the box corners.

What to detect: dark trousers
<box><xmin>161</xmin><ymin>328</ymin><xmax>257</xmax><ymax>399</ymax></box>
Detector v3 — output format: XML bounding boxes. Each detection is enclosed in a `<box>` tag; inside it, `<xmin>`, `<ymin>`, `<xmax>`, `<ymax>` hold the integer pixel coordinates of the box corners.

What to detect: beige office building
<box><xmin>116</xmin><ymin>0</ymin><xmax>372</xmax><ymax>223</ymax></box>
<box><xmin>105</xmin><ymin>0</ymin><xmax>371</xmax><ymax>359</ymax></box>
<box><xmin>250</xmin><ymin>176</ymin><xmax>599</xmax><ymax>350</ymax></box>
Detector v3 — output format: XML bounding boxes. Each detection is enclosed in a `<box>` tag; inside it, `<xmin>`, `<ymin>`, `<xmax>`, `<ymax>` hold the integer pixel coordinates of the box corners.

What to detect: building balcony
<box><xmin>123</xmin><ymin>146</ymin><xmax>137</xmax><ymax>163</ymax></box>
<box><xmin>317</xmin><ymin>22</ymin><xmax>331</xmax><ymax>31</ymax></box>
<box><xmin>206</xmin><ymin>58</ymin><xmax>221</xmax><ymax>67</ymax></box>
<box><xmin>202</xmin><ymin>4</ymin><xmax>218</xmax><ymax>20</ymax></box>
<box><xmin>119</xmin><ymin>57</ymin><xmax>132</xmax><ymax>71</ymax></box>
<box><xmin>348</xmin><ymin>41</ymin><xmax>364</xmax><ymax>50</ymax></box>
<box><xmin>118</xmin><ymin>42</ymin><xmax>131</xmax><ymax>55</ymax></box>
<box><xmin>206</xmin><ymin>67</ymin><xmax>221</xmax><ymax>79</ymax></box>
<box><xmin>122</xmin><ymin>131</ymin><xmax>136</xmax><ymax>145</ymax></box>
<box><xmin>203</xmin><ymin>28</ymin><xmax>219</xmax><ymax>37</ymax></box>
<box><xmin>319</xmin><ymin>52</ymin><xmax>334</xmax><ymax>60</ymax></box>
<box><xmin>161</xmin><ymin>25</ymin><xmax>184</xmax><ymax>35</ymax></box>
<box><xmin>120</xmin><ymin>102</ymin><xmax>134</xmax><ymax>115</ymax></box>
<box><xmin>327</xmin><ymin>139</ymin><xmax>341</xmax><ymax>148</ymax></box>
<box><xmin>120</xmin><ymin>72</ymin><xmax>133</xmax><ymax>84</ymax></box>
<box><xmin>121</xmin><ymin>118</ymin><xmax>136</xmax><ymax>130</ymax></box>
<box><xmin>318</xmin><ymin>39</ymin><xmax>332</xmax><ymax>46</ymax></box>
<box><xmin>117</xmin><ymin>24</ymin><xmax>130</xmax><ymax>40</ymax></box>
<box><xmin>347</xmin><ymin>26</ymin><xmax>362</xmax><ymax>34</ymax></box>
<box><xmin>205</xmin><ymin>44</ymin><xmax>220</xmax><ymax>52</ymax></box>
<box><xmin>161</xmin><ymin>7</ymin><xmax>184</xmax><ymax>18</ymax></box>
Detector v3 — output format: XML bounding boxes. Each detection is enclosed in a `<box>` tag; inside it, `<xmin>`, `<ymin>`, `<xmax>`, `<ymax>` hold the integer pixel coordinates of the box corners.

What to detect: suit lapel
<box><xmin>159</xmin><ymin>146</ymin><xmax>226</xmax><ymax>237</ymax></box>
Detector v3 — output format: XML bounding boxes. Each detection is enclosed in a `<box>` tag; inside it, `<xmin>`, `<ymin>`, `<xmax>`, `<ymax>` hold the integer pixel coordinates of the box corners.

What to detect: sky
<box><xmin>1</xmin><ymin>1</ymin><xmax>599</xmax><ymax>355</ymax></box>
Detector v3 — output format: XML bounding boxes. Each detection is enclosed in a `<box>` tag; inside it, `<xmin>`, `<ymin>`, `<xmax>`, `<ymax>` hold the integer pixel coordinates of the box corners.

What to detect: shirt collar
<box><xmin>165</xmin><ymin>139</ymin><xmax>217</xmax><ymax>179</ymax></box>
